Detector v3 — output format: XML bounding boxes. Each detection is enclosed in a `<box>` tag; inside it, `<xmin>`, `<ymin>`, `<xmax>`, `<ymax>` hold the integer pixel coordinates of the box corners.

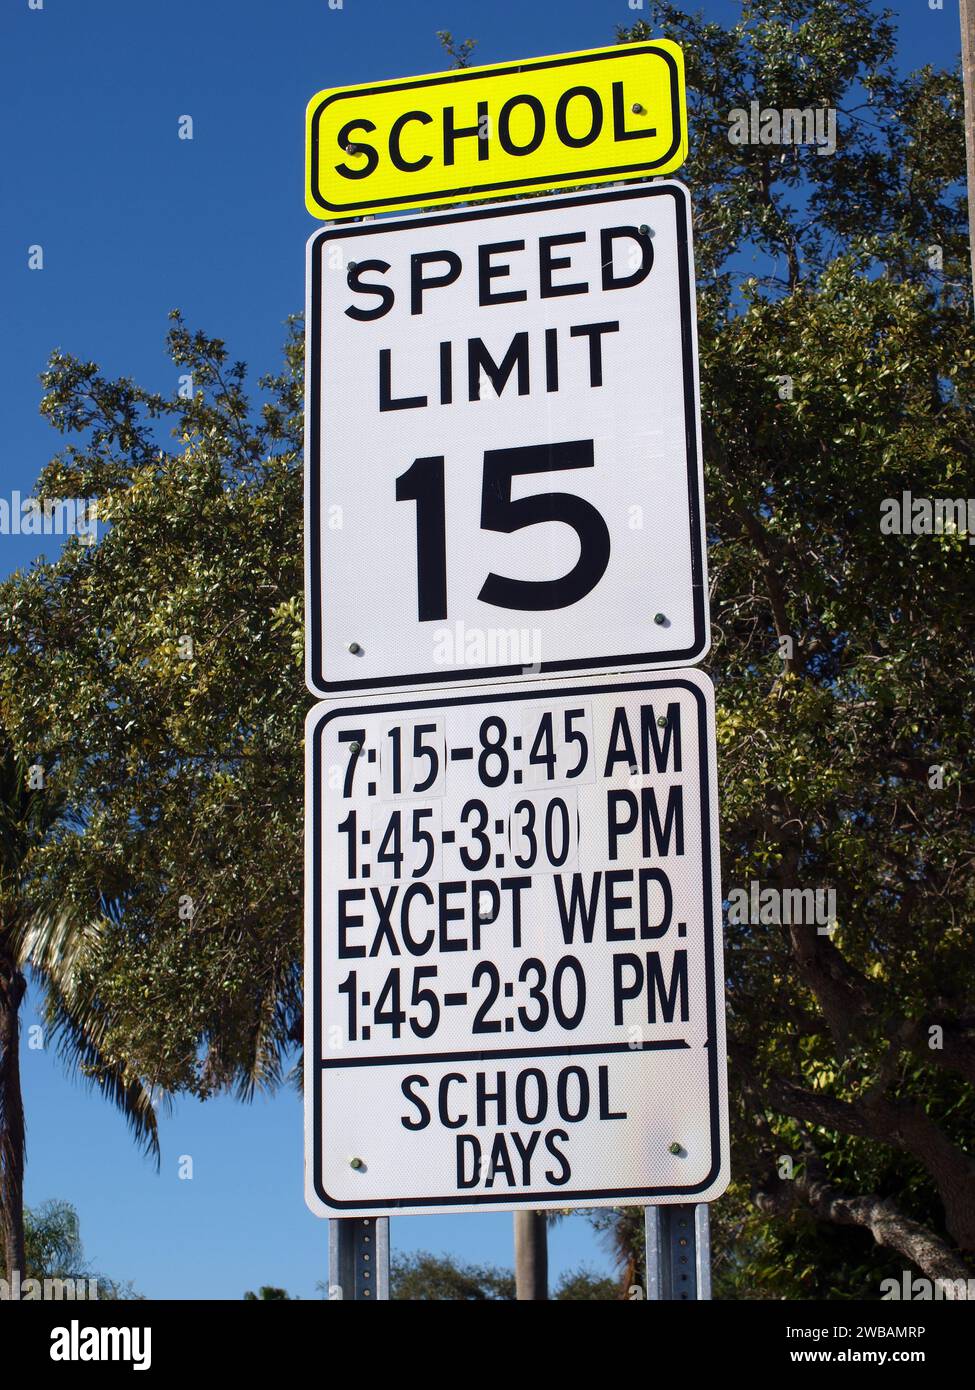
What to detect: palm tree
<box><xmin>514</xmin><ymin>1211</ymin><xmax>549</xmax><ymax>1300</ymax></box>
<box><xmin>21</xmin><ymin>1198</ymin><xmax>86</xmax><ymax>1281</ymax></box>
<box><xmin>0</xmin><ymin>739</ymin><xmax>158</xmax><ymax>1280</ymax></box>
<box><xmin>1</xmin><ymin>1197</ymin><xmax>140</xmax><ymax>1297</ymax></box>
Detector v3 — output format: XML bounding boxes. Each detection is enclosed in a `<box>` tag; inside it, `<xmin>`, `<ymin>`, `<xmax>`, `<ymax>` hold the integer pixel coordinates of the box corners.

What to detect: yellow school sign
<box><xmin>305</xmin><ymin>41</ymin><xmax>687</xmax><ymax>219</ymax></box>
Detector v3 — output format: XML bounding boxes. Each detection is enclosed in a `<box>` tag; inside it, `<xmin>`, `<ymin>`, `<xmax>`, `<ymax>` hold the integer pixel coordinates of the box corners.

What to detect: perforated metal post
<box><xmin>329</xmin><ymin>1218</ymin><xmax>389</xmax><ymax>1301</ymax></box>
<box><xmin>645</xmin><ymin>1204</ymin><xmax>711</xmax><ymax>1300</ymax></box>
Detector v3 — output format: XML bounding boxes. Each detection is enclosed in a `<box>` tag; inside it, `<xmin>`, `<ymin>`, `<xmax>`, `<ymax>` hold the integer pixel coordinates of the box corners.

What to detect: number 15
<box><xmin>395</xmin><ymin>439</ymin><xmax>611</xmax><ymax>620</ymax></box>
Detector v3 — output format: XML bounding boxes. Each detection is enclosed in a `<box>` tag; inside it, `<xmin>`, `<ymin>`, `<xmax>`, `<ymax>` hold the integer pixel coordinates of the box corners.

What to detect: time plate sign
<box><xmin>304</xmin><ymin>669</ymin><xmax>728</xmax><ymax>1215</ymax></box>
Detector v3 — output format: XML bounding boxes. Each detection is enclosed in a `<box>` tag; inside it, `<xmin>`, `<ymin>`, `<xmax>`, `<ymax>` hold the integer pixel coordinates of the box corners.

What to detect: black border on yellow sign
<box><xmin>309</xmin><ymin>673</ymin><xmax>723</xmax><ymax>1212</ymax></box>
<box><xmin>307</xmin><ymin>45</ymin><xmax>684</xmax><ymax>217</ymax></box>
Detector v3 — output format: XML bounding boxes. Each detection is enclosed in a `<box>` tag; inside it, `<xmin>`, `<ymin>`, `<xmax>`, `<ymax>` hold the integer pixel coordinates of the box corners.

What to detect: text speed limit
<box><xmin>305</xmin><ymin>183</ymin><xmax>709</xmax><ymax>696</ymax></box>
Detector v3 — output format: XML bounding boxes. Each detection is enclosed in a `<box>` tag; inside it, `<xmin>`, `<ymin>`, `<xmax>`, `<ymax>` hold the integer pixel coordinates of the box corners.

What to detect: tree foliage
<box><xmin>0</xmin><ymin>317</ymin><xmax>305</xmax><ymax>1097</ymax></box>
<box><xmin>615</xmin><ymin>0</ymin><xmax>975</xmax><ymax>1295</ymax></box>
<box><xmin>390</xmin><ymin>1250</ymin><xmax>616</xmax><ymax>1300</ymax></box>
<box><xmin>1</xmin><ymin>1198</ymin><xmax>140</xmax><ymax>1298</ymax></box>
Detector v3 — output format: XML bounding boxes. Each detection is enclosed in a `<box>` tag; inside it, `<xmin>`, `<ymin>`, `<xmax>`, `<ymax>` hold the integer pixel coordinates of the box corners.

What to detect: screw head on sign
<box><xmin>640</xmin><ymin>224</ymin><xmax>653</xmax><ymax>237</ymax></box>
<box><xmin>657</xmin><ymin>716</ymin><xmax>667</xmax><ymax>728</ymax></box>
<box><xmin>348</xmin><ymin>641</ymin><xmax>363</xmax><ymax>655</ymax></box>
<box><xmin>632</xmin><ymin>103</ymin><xmax>647</xmax><ymax>115</ymax></box>
<box><xmin>348</xmin><ymin>741</ymin><xmax>362</xmax><ymax>756</ymax></box>
<box><xmin>654</xmin><ymin>613</ymin><xmax>667</xmax><ymax>626</ymax></box>
<box><xmin>669</xmin><ymin>1142</ymin><xmax>684</xmax><ymax>1156</ymax></box>
<box><xmin>349</xmin><ymin>1156</ymin><xmax>363</xmax><ymax>1170</ymax></box>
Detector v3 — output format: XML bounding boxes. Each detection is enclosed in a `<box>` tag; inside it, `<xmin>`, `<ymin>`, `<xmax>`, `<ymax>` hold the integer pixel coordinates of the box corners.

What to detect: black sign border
<box><xmin>308</xmin><ymin>674</ymin><xmax>724</xmax><ymax>1211</ymax></box>
<box><xmin>307</xmin><ymin>44</ymin><xmax>685</xmax><ymax>216</ymax></box>
<box><xmin>306</xmin><ymin>183</ymin><xmax>708</xmax><ymax>695</ymax></box>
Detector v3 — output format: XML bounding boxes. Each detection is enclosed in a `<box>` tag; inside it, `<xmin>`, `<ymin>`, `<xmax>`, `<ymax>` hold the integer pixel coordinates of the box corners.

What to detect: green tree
<box><xmin>0</xmin><ymin>741</ymin><xmax>157</xmax><ymax>1280</ymax></box>
<box><xmin>390</xmin><ymin>1250</ymin><xmax>616</xmax><ymax>1300</ymax></box>
<box><xmin>613</xmin><ymin>1</ymin><xmax>975</xmax><ymax>1295</ymax></box>
<box><xmin>436</xmin><ymin>30</ymin><xmax>477</xmax><ymax>70</ymax></box>
<box><xmin>2</xmin><ymin>1198</ymin><xmax>140</xmax><ymax>1298</ymax></box>
<box><xmin>391</xmin><ymin>1252</ymin><xmax>516</xmax><ymax>1300</ymax></box>
<box><xmin>551</xmin><ymin>1266</ymin><xmax>621</xmax><ymax>1301</ymax></box>
<box><xmin>243</xmin><ymin>1285</ymin><xmax>293</xmax><ymax>1300</ymax></box>
<box><xmin>588</xmin><ymin>1206</ymin><xmax>645</xmax><ymax>1295</ymax></box>
<box><xmin>21</xmin><ymin>1199</ymin><xmax>85</xmax><ymax>1281</ymax></box>
<box><xmin>0</xmin><ymin>316</ymin><xmax>305</xmax><ymax>1099</ymax></box>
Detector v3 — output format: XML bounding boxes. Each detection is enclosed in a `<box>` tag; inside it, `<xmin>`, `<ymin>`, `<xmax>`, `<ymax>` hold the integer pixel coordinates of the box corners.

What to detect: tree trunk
<box><xmin>514</xmin><ymin>1210</ymin><xmax>548</xmax><ymax>1300</ymax></box>
<box><xmin>961</xmin><ymin>0</ymin><xmax>975</xmax><ymax>307</ymax></box>
<box><xmin>0</xmin><ymin>955</ymin><xmax>27</xmax><ymax>1282</ymax></box>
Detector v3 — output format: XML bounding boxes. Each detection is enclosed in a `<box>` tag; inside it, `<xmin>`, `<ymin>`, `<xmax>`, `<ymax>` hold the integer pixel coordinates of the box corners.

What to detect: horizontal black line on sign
<box><xmin>320</xmin><ymin>1039</ymin><xmax>690</xmax><ymax>1069</ymax></box>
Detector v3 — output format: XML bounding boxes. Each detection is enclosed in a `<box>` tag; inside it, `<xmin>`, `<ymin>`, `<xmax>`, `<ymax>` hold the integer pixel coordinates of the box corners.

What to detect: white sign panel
<box><xmin>304</xmin><ymin>668</ymin><xmax>727</xmax><ymax>1216</ymax></box>
<box><xmin>305</xmin><ymin>182</ymin><xmax>708</xmax><ymax>697</ymax></box>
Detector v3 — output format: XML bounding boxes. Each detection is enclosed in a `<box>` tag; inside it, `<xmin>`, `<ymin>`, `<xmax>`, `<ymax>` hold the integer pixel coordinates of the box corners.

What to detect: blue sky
<box><xmin>0</xmin><ymin>0</ymin><xmax>964</xmax><ymax>1299</ymax></box>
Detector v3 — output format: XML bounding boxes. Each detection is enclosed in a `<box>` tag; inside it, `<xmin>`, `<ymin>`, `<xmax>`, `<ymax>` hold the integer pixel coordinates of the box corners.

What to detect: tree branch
<box><xmin>755</xmin><ymin>1162</ymin><xmax>975</xmax><ymax>1290</ymax></box>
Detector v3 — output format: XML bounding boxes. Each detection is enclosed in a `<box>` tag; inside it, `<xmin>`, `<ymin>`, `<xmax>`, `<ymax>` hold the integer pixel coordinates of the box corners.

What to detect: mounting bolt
<box><xmin>348</xmin><ymin>641</ymin><xmax>363</xmax><ymax>655</ymax></box>
<box><xmin>632</xmin><ymin>103</ymin><xmax>647</xmax><ymax>115</ymax></box>
<box><xmin>657</xmin><ymin>715</ymin><xmax>667</xmax><ymax>728</ymax></box>
<box><xmin>654</xmin><ymin>613</ymin><xmax>667</xmax><ymax>626</ymax></box>
<box><xmin>349</xmin><ymin>1156</ymin><xmax>363</xmax><ymax>1170</ymax></box>
<box><xmin>348</xmin><ymin>740</ymin><xmax>362</xmax><ymax>756</ymax></box>
<box><xmin>640</xmin><ymin>224</ymin><xmax>653</xmax><ymax>236</ymax></box>
<box><xmin>669</xmin><ymin>1142</ymin><xmax>684</xmax><ymax>1156</ymax></box>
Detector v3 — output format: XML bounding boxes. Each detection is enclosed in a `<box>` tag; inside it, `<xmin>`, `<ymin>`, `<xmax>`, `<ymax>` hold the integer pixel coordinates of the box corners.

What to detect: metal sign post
<box><xmin>645</xmin><ymin>1203</ymin><xmax>711</xmax><ymax>1300</ymax></box>
<box><xmin>328</xmin><ymin>1217</ymin><xmax>390</xmax><ymax>1300</ymax></box>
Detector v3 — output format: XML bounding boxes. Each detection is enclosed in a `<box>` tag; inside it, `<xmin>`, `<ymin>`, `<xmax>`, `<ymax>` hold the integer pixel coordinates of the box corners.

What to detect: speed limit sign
<box><xmin>305</xmin><ymin>181</ymin><xmax>708</xmax><ymax>697</ymax></box>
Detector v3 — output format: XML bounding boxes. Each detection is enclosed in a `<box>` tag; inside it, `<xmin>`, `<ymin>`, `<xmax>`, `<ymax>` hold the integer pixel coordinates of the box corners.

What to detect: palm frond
<box><xmin>43</xmin><ymin>988</ymin><xmax>161</xmax><ymax>1166</ymax></box>
<box><xmin>15</xmin><ymin>902</ymin><xmax>162</xmax><ymax>1165</ymax></box>
<box><xmin>11</xmin><ymin>902</ymin><xmax>95</xmax><ymax>979</ymax></box>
